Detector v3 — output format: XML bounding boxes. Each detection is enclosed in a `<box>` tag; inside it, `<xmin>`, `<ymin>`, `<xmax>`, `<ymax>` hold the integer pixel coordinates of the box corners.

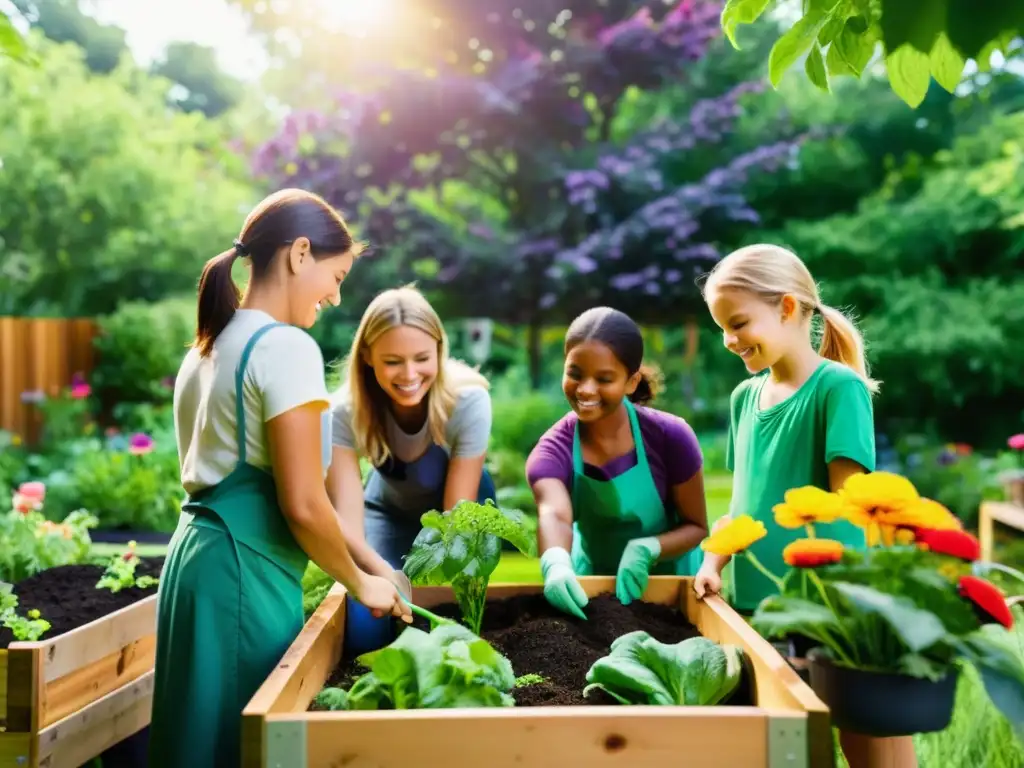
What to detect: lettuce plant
<box><xmin>314</xmin><ymin>622</ymin><xmax>516</xmax><ymax>710</ymax></box>
<box><xmin>403</xmin><ymin>500</ymin><xmax>536</xmax><ymax>634</ymax></box>
<box><xmin>95</xmin><ymin>541</ymin><xmax>159</xmax><ymax>593</ymax></box>
<box><xmin>1</xmin><ymin>588</ymin><xmax>51</xmax><ymax>642</ymax></box>
<box><xmin>583</xmin><ymin>631</ymin><xmax>746</xmax><ymax>706</ymax></box>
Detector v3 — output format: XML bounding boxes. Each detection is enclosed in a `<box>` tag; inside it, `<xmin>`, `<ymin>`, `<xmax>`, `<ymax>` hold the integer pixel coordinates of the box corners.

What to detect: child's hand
<box><xmin>693</xmin><ymin>565</ymin><xmax>722</xmax><ymax>599</ymax></box>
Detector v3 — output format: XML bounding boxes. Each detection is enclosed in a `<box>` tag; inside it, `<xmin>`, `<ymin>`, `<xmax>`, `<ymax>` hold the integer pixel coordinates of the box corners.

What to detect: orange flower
<box><xmin>782</xmin><ymin>538</ymin><xmax>844</xmax><ymax>568</ymax></box>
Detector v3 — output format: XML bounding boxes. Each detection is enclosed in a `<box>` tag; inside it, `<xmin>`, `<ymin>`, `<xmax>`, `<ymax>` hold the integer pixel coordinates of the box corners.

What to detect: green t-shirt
<box><xmin>723</xmin><ymin>360</ymin><xmax>876</xmax><ymax>612</ymax></box>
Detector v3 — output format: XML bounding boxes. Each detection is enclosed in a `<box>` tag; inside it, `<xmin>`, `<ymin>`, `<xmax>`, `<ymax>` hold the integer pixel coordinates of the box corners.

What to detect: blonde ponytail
<box><xmin>817</xmin><ymin>304</ymin><xmax>880</xmax><ymax>394</ymax></box>
<box><xmin>702</xmin><ymin>243</ymin><xmax>880</xmax><ymax>395</ymax></box>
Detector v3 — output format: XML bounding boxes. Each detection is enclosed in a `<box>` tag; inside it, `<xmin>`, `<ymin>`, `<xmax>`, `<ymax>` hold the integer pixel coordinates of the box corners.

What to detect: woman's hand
<box><xmin>385</xmin><ymin>569</ymin><xmax>413</xmax><ymax>601</ymax></box>
<box><xmin>351</xmin><ymin>573</ymin><xmax>413</xmax><ymax>623</ymax></box>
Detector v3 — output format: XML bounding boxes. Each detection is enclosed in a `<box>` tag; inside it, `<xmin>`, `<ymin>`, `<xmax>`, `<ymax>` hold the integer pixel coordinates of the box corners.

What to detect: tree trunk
<box><xmin>527</xmin><ymin>316</ymin><xmax>543</xmax><ymax>390</ymax></box>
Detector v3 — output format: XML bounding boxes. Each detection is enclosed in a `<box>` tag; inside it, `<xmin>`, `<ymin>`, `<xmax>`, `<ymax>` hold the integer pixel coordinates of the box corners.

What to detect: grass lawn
<box><xmin>88</xmin><ymin>475</ymin><xmax>1024</xmax><ymax>767</ymax></box>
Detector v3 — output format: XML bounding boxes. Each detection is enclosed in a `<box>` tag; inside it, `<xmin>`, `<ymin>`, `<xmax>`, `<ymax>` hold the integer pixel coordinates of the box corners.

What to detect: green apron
<box><xmin>149</xmin><ymin>322</ymin><xmax>312</xmax><ymax>768</ymax></box>
<box><xmin>570</xmin><ymin>399</ymin><xmax>699</xmax><ymax>577</ymax></box>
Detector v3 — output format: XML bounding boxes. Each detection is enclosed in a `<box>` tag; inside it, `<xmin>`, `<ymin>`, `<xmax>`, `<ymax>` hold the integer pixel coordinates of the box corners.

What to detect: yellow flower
<box><xmin>884</xmin><ymin>498</ymin><xmax>961</xmax><ymax>531</ymax></box>
<box><xmin>772</xmin><ymin>486</ymin><xmax>849</xmax><ymax>529</ymax></box>
<box><xmin>701</xmin><ymin>515</ymin><xmax>768</xmax><ymax>556</ymax></box>
<box><xmin>837</xmin><ymin>472</ymin><xmax>920</xmax><ymax>544</ymax></box>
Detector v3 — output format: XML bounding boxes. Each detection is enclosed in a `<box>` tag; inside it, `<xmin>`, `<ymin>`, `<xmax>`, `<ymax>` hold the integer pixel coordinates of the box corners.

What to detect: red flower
<box><xmin>915</xmin><ymin>528</ymin><xmax>980</xmax><ymax>561</ymax></box>
<box><xmin>958</xmin><ymin>576</ymin><xmax>1014</xmax><ymax>629</ymax></box>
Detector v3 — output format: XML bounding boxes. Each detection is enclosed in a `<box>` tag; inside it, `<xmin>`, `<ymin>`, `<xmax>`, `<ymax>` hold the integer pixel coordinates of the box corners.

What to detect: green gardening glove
<box><xmin>615</xmin><ymin>536</ymin><xmax>662</xmax><ymax>605</ymax></box>
<box><xmin>540</xmin><ymin>547</ymin><xmax>589</xmax><ymax>620</ymax></box>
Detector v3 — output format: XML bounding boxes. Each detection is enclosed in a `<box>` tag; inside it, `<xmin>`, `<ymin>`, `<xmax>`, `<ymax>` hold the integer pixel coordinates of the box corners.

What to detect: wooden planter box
<box><xmin>242</xmin><ymin>577</ymin><xmax>834</xmax><ymax>768</ymax></box>
<box><xmin>0</xmin><ymin>594</ymin><xmax>157</xmax><ymax>768</ymax></box>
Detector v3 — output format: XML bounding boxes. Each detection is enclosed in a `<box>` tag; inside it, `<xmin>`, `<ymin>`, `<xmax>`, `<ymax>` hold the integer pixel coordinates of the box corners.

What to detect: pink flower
<box><xmin>18</xmin><ymin>481</ymin><xmax>45</xmax><ymax>501</ymax></box>
<box><xmin>70</xmin><ymin>372</ymin><xmax>91</xmax><ymax>399</ymax></box>
<box><xmin>12</xmin><ymin>482</ymin><xmax>45</xmax><ymax>514</ymax></box>
<box><xmin>1008</xmin><ymin>434</ymin><xmax>1024</xmax><ymax>451</ymax></box>
<box><xmin>128</xmin><ymin>433</ymin><xmax>155</xmax><ymax>456</ymax></box>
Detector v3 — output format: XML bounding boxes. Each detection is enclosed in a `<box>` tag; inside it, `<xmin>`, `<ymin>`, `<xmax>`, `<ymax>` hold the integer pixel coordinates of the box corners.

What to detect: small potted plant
<box><xmin>1000</xmin><ymin>433</ymin><xmax>1024</xmax><ymax>507</ymax></box>
<box><xmin>701</xmin><ymin>471</ymin><xmax>1024</xmax><ymax>738</ymax></box>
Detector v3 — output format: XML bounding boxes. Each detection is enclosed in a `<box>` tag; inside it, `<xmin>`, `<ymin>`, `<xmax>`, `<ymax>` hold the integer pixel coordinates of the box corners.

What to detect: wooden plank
<box><xmin>687</xmin><ymin>589</ymin><xmax>833</xmax><ymax>767</ymax></box>
<box><xmin>39</xmin><ymin>634</ymin><xmax>156</xmax><ymax>728</ymax></box>
<box><xmin>35</xmin><ymin>671</ymin><xmax>154</xmax><ymax>768</ymax></box>
<box><xmin>242</xmin><ymin>586</ymin><xmax>348</xmax><ymax>768</ymax></box>
<box><xmin>10</xmin><ymin>595</ymin><xmax>157</xmax><ymax>684</ymax></box>
<box><xmin>299</xmin><ymin>708</ymin><xmax>768</xmax><ymax>768</ymax></box>
<box><xmin>245</xmin><ymin>577</ymin><xmax>826</xmax><ymax>768</ymax></box>
<box><xmin>5</xmin><ymin>646</ymin><xmax>41</xmax><ymax>734</ymax></box>
<box><xmin>979</xmin><ymin>502</ymin><xmax>1024</xmax><ymax>561</ymax></box>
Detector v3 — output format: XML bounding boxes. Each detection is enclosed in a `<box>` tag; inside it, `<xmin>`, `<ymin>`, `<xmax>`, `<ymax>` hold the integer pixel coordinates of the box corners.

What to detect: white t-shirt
<box><xmin>174</xmin><ymin>309</ymin><xmax>331</xmax><ymax>495</ymax></box>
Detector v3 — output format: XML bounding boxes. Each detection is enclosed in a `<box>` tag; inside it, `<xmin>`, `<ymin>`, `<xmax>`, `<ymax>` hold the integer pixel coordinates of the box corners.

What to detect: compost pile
<box><xmin>319</xmin><ymin>593</ymin><xmax>752</xmax><ymax>708</ymax></box>
<box><xmin>0</xmin><ymin>556</ymin><xmax>164</xmax><ymax>647</ymax></box>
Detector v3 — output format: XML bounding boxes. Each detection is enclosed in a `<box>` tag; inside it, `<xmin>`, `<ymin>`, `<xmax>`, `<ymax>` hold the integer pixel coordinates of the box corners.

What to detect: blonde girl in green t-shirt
<box><xmin>693</xmin><ymin>244</ymin><xmax>907</xmax><ymax>768</ymax></box>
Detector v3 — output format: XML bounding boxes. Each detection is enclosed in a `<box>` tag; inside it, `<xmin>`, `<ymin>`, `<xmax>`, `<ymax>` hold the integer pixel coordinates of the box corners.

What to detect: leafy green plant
<box><xmin>95</xmin><ymin>541</ymin><xmax>159</xmax><ymax>593</ymax></box>
<box><xmin>514</xmin><ymin>673</ymin><xmax>547</xmax><ymax>688</ymax></box>
<box><xmin>0</xmin><ymin>589</ymin><xmax>50</xmax><ymax>642</ymax></box>
<box><xmin>0</xmin><ymin>490</ymin><xmax>97</xmax><ymax>583</ymax></box>
<box><xmin>720</xmin><ymin>0</ymin><xmax>1022</xmax><ymax>107</ymax></box>
<box><xmin>313</xmin><ymin>622</ymin><xmax>516</xmax><ymax>711</ymax></box>
<box><xmin>583</xmin><ymin>631</ymin><xmax>745</xmax><ymax>706</ymax></box>
<box><xmin>301</xmin><ymin>562</ymin><xmax>335</xmax><ymax>619</ymax></box>
<box><xmin>403</xmin><ymin>500</ymin><xmax>536</xmax><ymax>635</ymax></box>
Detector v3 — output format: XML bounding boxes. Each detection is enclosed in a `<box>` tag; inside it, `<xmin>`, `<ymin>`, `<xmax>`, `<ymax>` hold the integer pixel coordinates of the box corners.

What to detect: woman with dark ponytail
<box><xmin>150</xmin><ymin>189</ymin><xmax>411</xmax><ymax>768</ymax></box>
<box><xmin>526</xmin><ymin>307</ymin><xmax>709</xmax><ymax>619</ymax></box>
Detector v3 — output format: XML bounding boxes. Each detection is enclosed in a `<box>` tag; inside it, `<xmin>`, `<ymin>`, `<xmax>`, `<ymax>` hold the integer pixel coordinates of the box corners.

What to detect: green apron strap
<box><xmin>233</xmin><ymin>322</ymin><xmax>288</xmax><ymax>465</ymax></box>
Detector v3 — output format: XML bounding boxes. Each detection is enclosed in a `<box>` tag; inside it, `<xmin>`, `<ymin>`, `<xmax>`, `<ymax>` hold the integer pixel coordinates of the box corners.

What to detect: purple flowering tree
<box><xmin>251</xmin><ymin>0</ymin><xmax>802</xmax><ymax>385</ymax></box>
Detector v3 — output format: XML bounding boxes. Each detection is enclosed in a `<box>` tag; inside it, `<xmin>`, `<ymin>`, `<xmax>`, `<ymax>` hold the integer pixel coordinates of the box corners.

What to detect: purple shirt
<box><xmin>525</xmin><ymin>406</ymin><xmax>703</xmax><ymax>505</ymax></box>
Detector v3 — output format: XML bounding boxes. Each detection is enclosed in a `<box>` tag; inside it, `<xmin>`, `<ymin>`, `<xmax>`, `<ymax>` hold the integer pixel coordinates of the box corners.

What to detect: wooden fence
<box><xmin>0</xmin><ymin>317</ymin><xmax>99</xmax><ymax>445</ymax></box>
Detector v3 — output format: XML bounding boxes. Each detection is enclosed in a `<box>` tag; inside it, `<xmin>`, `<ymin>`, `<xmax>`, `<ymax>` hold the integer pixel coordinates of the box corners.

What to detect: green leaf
<box><xmin>817</xmin><ymin>6</ymin><xmax>850</xmax><ymax>46</ymax></box>
<box><xmin>0</xmin><ymin>13</ymin><xmax>31</xmax><ymax>63</ymax></box>
<box><xmin>751</xmin><ymin>595</ymin><xmax>844</xmax><ymax>643</ymax></box>
<box><xmin>583</xmin><ymin>631</ymin><xmax>745</xmax><ymax>706</ymax></box>
<box><xmin>805</xmin><ymin>43</ymin><xmax>830</xmax><ymax>91</ymax></box>
<box><xmin>879</xmin><ymin>0</ymin><xmax>946</xmax><ymax>53</ymax></box>
<box><xmin>885</xmin><ymin>44</ymin><xmax>932</xmax><ymax>108</ymax></box>
<box><xmin>929</xmin><ymin>32</ymin><xmax>966</xmax><ymax>93</ymax></box>
<box><xmin>945</xmin><ymin>0</ymin><xmax>1024</xmax><ymax>60</ymax></box>
<box><xmin>721</xmin><ymin>0</ymin><xmax>775</xmax><ymax>49</ymax></box>
<box><xmin>954</xmin><ymin>626</ymin><xmax>1024</xmax><ymax>734</ymax></box>
<box><xmin>833</xmin><ymin>17</ymin><xmax>878</xmax><ymax>76</ymax></box>
<box><xmin>831</xmin><ymin>582</ymin><xmax>947</xmax><ymax>652</ymax></box>
<box><xmin>825</xmin><ymin>43</ymin><xmax>855</xmax><ymax>76</ymax></box>
<box><xmin>768</xmin><ymin>7</ymin><xmax>831</xmax><ymax>88</ymax></box>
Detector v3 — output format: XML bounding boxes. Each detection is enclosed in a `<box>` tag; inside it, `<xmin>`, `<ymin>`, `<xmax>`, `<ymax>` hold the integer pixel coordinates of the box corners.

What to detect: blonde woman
<box><xmin>328</xmin><ymin>286</ymin><xmax>495</xmax><ymax>654</ymax></box>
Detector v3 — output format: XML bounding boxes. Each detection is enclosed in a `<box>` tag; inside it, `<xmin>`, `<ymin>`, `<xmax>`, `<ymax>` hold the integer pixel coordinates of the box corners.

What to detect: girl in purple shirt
<box><xmin>527</xmin><ymin>307</ymin><xmax>709</xmax><ymax>619</ymax></box>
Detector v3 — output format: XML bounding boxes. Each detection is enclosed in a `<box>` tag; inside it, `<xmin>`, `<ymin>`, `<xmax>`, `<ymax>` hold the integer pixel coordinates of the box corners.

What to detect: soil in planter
<box><xmin>0</xmin><ymin>557</ymin><xmax>164</xmax><ymax>648</ymax></box>
<box><xmin>316</xmin><ymin>592</ymin><xmax>752</xmax><ymax>709</ymax></box>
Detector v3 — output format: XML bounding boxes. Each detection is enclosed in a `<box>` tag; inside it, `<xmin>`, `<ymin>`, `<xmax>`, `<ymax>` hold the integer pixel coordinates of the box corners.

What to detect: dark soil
<box><xmin>0</xmin><ymin>557</ymin><xmax>164</xmax><ymax>648</ymax></box>
<box><xmin>315</xmin><ymin>592</ymin><xmax>752</xmax><ymax>709</ymax></box>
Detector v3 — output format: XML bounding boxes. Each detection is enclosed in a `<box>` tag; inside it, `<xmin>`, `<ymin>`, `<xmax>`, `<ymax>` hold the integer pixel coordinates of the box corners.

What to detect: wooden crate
<box><xmin>0</xmin><ymin>594</ymin><xmax>157</xmax><ymax>768</ymax></box>
<box><xmin>242</xmin><ymin>577</ymin><xmax>834</xmax><ymax>768</ymax></box>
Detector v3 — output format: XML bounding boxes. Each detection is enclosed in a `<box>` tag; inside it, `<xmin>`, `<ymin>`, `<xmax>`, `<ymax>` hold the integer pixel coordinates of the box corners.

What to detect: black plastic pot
<box><xmin>807</xmin><ymin>648</ymin><xmax>959</xmax><ymax>737</ymax></box>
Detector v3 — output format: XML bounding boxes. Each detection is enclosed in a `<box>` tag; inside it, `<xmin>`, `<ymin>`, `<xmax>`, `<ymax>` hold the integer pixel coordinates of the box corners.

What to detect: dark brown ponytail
<box><xmin>194</xmin><ymin>249</ymin><xmax>241</xmax><ymax>357</ymax></box>
<box><xmin>190</xmin><ymin>188</ymin><xmax>363</xmax><ymax>357</ymax></box>
<box><xmin>629</xmin><ymin>363</ymin><xmax>663</xmax><ymax>405</ymax></box>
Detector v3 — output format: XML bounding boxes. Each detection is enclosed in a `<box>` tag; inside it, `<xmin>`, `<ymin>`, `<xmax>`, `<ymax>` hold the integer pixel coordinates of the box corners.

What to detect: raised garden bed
<box><xmin>242</xmin><ymin>577</ymin><xmax>834</xmax><ymax>768</ymax></box>
<box><xmin>0</xmin><ymin>556</ymin><xmax>162</xmax><ymax>768</ymax></box>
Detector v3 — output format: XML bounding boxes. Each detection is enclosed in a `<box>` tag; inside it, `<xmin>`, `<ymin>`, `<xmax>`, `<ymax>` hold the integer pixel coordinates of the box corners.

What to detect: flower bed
<box><xmin>241</xmin><ymin>578</ymin><xmax>834</xmax><ymax>768</ymax></box>
<box><xmin>0</xmin><ymin>545</ymin><xmax>162</xmax><ymax>767</ymax></box>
